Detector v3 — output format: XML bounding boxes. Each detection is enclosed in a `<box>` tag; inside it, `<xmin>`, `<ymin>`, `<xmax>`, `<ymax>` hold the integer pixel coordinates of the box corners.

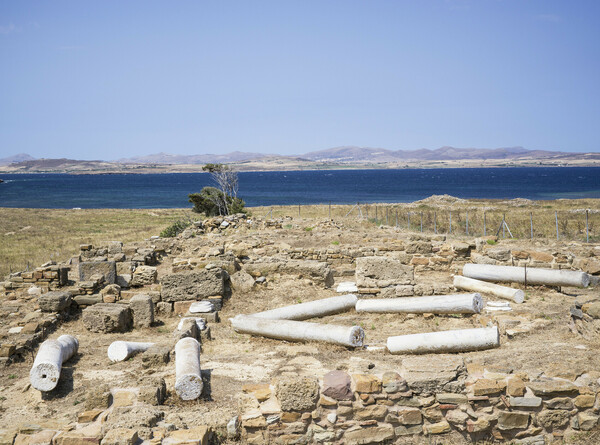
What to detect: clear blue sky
<box><xmin>1</xmin><ymin>0</ymin><xmax>599</xmax><ymax>160</ymax></box>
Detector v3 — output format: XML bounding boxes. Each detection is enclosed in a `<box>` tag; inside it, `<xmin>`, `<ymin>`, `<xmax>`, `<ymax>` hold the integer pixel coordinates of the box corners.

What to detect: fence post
<box><xmin>386</xmin><ymin>207</ymin><xmax>389</xmax><ymax>225</ymax></box>
<box><xmin>586</xmin><ymin>210</ymin><xmax>589</xmax><ymax>243</ymax></box>
<box><xmin>420</xmin><ymin>212</ymin><xmax>423</xmax><ymax>232</ymax></box>
<box><xmin>395</xmin><ymin>210</ymin><xmax>398</xmax><ymax>227</ymax></box>
<box><xmin>366</xmin><ymin>205</ymin><xmax>369</xmax><ymax>219</ymax></box>
<box><xmin>375</xmin><ymin>205</ymin><xmax>378</xmax><ymax>222</ymax></box>
<box><xmin>502</xmin><ymin>213</ymin><xmax>506</xmax><ymax>238</ymax></box>
<box><xmin>407</xmin><ymin>212</ymin><xmax>410</xmax><ymax>230</ymax></box>
<box><xmin>449</xmin><ymin>211</ymin><xmax>452</xmax><ymax>234</ymax></box>
<box><xmin>466</xmin><ymin>210</ymin><xmax>469</xmax><ymax>235</ymax></box>
<box><xmin>483</xmin><ymin>211</ymin><xmax>486</xmax><ymax>236</ymax></box>
<box><xmin>329</xmin><ymin>202</ymin><xmax>331</xmax><ymax>219</ymax></box>
<box><xmin>298</xmin><ymin>204</ymin><xmax>301</xmax><ymax>218</ymax></box>
<box><xmin>434</xmin><ymin>211</ymin><xmax>437</xmax><ymax>234</ymax></box>
<box><xmin>555</xmin><ymin>211</ymin><xmax>559</xmax><ymax>240</ymax></box>
<box><xmin>530</xmin><ymin>212</ymin><xmax>533</xmax><ymax>241</ymax></box>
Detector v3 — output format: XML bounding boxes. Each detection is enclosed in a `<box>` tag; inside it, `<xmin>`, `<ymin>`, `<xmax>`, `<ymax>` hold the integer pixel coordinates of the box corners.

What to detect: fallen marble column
<box><xmin>230</xmin><ymin>315</ymin><xmax>365</xmax><ymax>347</ymax></box>
<box><xmin>251</xmin><ymin>294</ymin><xmax>358</xmax><ymax>320</ymax></box>
<box><xmin>175</xmin><ymin>337</ymin><xmax>203</xmax><ymax>400</ymax></box>
<box><xmin>462</xmin><ymin>263</ymin><xmax>589</xmax><ymax>288</ymax></box>
<box><xmin>454</xmin><ymin>275</ymin><xmax>525</xmax><ymax>303</ymax></box>
<box><xmin>30</xmin><ymin>335</ymin><xmax>79</xmax><ymax>392</ymax></box>
<box><xmin>387</xmin><ymin>326</ymin><xmax>499</xmax><ymax>354</ymax></box>
<box><xmin>107</xmin><ymin>341</ymin><xmax>155</xmax><ymax>362</ymax></box>
<box><xmin>355</xmin><ymin>293</ymin><xmax>483</xmax><ymax>314</ymax></box>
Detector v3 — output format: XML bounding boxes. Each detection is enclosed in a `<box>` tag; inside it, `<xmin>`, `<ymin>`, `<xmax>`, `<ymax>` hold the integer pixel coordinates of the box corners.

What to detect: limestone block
<box><xmin>53</xmin><ymin>424</ymin><xmax>103</xmax><ymax>445</ymax></box>
<box><xmin>242</xmin><ymin>383</ymin><xmax>271</xmax><ymax>402</ymax></box>
<box><xmin>577</xmin><ymin>412</ymin><xmax>599</xmax><ymax>431</ymax></box>
<box><xmin>100</xmin><ymin>429</ymin><xmax>138</xmax><ymax>445</ymax></box>
<box><xmin>473</xmin><ymin>379</ymin><xmax>506</xmax><ymax>396</ymax></box>
<box><xmin>436</xmin><ymin>393</ymin><xmax>468</xmax><ymax>404</ymax></box>
<box><xmin>322</xmin><ymin>370</ymin><xmax>352</xmax><ymax>400</ymax></box>
<box><xmin>38</xmin><ymin>291</ymin><xmax>71</xmax><ymax>312</ymax></box>
<box><xmin>344</xmin><ymin>424</ymin><xmax>394</xmax><ymax>444</ymax></box>
<box><xmin>82</xmin><ymin>304</ymin><xmax>132</xmax><ymax>333</ymax></box>
<box><xmin>276</xmin><ymin>376</ymin><xmax>319</xmax><ymax>411</ymax></box>
<box><xmin>507</xmin><ymin>376</ymin><xmax>526</xmax><ymax>397</ymax></box>
<box><xmin>545</xmin><ymin>397</ymin><xmax>574</xmax><ymax>410</ymax></box>
<box><xmin>130</xmin><ymin>266</ymin><xmax>157</xmax><ymax>287</ymax></box>
<box><xmin>536</xmin><ymin>409</ymin><xmax>570</xmax><ymax>429</ymax></box>
<box><xmin>230</xmin><ymin>270</ymin><xmax>255</xmax><ymax>293</ymax></box>
<box><xmin>160</xmin><ymin>270</ymin><xmax>224</xmax><ymax>302</ymax></box>
<box><xmin>129</xmin><ymin>294</ymin><xmax>154</xmax><ymax>328</ymax></box>
<box><xmin>79</xmin><ymin>261</ymin><xmax>116</xmax><ymax>284</ymax></box>
<box><xmin>141</xmin><ymin>346</ymin><xmax>170</xmax><ymax>368</ymax></box>
<box><xmin>355</xmin><ymin>256</ymin><xmax>414</xmax><ymax>288</ymax></box>
<box><xmin>354</xmin><ymin>405</ymin><xmax>388</xmax><ymax>421</ymax></box>
<box><xmin>395</xmin><ymin>407</ymin><xmax>422</xmax><ymax>425</ymax></box>
<box><xmin>382</xmin><ymin>372</ymin><xmax>408</xmax><ymax>394</ymax></box>
<box><xmin>401</xmin><ymin>355</ymin><xmax>464</xmax><ymax>394</ymax></box>
<box><xmin>423</xmin><ymin>421</ymin><xmax>451</xmax><ymax>435</ymax></box>
<box><xmin>162</xmin><ymin>427</ymin><xmax>212</xmax><ymax>445</ymax></box>
<box><xmin>352</xmin><ymin>374</ymin><xmax>382</xmax><ymax>393</ymax></box>
<box><xmin>527</xmin><ymin>380</ymin><xmax>579</xmax><ymax>397</ymax></box>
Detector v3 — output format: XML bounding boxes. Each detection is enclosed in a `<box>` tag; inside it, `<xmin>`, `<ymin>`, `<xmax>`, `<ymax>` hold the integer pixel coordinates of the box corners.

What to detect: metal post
<box><xmin>449</xmin><ymin>211</ymin><xmax>452</xmax><ymax>234</ymax></box>
<box><xmin>466</xmin><ymin>211</ymin><xmax>469</xmax><ymax>235</ymax></box>
<box><xmin>386</xmin><ymin>207</ymin><xmax>389</xmax><ymax>225</ymax></box>
<box><xmin>502</xmin><ymin>213</ymin><xmax>505</xmax><ymax>238</ymax></box>
<box><xmin>586</xmin><ymin>210</ymin><xmax>589</xmax><ymax>243</ymax></box>
<box><xmin>375</xmin><ymin>205</ymin><xmax>378</xmax><ymax>222</ymax></box>
<box><xmin>420</xmin><ymin>212</ymin><xmax>423</xmax><ymax>232</ymax></box>
<box><xmin>366</xmin><ymin>206</ymin><xmax>369</xmax><ymax>219</ymax></box>
<box><xmin>298</xmin><ymin>204</ymin><xmax>301</xmax><ymax>217</ymax></box>
<box><xmin>530</xmin><ymin>212</ymin><xmax>533</xmax><ymax>241</ymax></box>
<box><xmin>395</xmin><ymin>210</ymin><xmax>398</xmax><ymax>227</ymax></box>
<box><xmin>484</xmin><ymin>211</ymin><xmax>486</xmax><ymax>236</ymax></box>
<box><xmin>555</xmin><ymin>210</ymin><xmax>559</xmax><ymax>240</ymax></box>
<box><xmin>329</xmin><ymin>202</ymin><xmax>331</xmax><ymax>219</ymax></box>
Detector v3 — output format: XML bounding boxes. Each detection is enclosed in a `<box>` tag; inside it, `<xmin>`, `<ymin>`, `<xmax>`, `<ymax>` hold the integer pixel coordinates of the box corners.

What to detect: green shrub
<box><xmin>188</xmin><ymin>186</ymin><xmax>245</xmax><ymax>216</ymax></box>
<box><xmin>486</xmin><ymin>239</ymin><xmax>497</xmax><ymax>245</ymax></box>
<box><xmin>160</xmin><ymin>219</ymin><xmax>191</xmax><ymax>238</ymax></box>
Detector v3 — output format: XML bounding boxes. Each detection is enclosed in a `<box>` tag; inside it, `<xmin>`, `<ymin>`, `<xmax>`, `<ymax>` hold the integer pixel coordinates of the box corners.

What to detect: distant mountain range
<box><xmin>0</xmin><ymin>153</ymin><xmax>36</xmax><ymax>165</ymax></box>
<box><xmin>1</xmin><ymin>146</ymin><xmax>598</xmax><ymax>173</ymax></box>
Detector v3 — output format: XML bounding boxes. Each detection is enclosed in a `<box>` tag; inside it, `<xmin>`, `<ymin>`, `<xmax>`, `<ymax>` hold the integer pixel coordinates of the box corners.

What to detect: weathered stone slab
<box><xmin>129</xmin><ymin>294</ymin><xmax>154</xmax><ymax>328</ymax></box>
<box><xmin>436</xmin><ymin>393</ymin><xmax>468</xmax><ymax>404</ymax></box>
<box><xmin>79</xmin><ymin>261</ymin><xmax>116</xmax><ymax>284</ymax></box>
<box><xmin>160</xmin><ymin>270</ymin><xmax>224</xmax><ymax>302</ymax></box>
<box><xmin>353</xmin><ymin>374</ymin><xmax>382</xmax><ymax>393</ymax></box>
<box><xmin>130</xmin><ymin>266</ymin><xmax>157</xmax><ymax>287</ymax></box>
<box><xmin>498</xmin><ymin>411</ymin><xmax>529</xmax><ymax>430</ymax></box>
<box><xmin>82</xmin><ymin>303</ymin><xmax>132</xmax><ymax>333</ymax></box>
<box><xmin>38</xmin><ymin>291</ymin><xmax>71</xmax><ymax>312</ymax></box>
<box><xmin>536</xmin><ymin>409</ymin><xmax>570</xmax><ymax>429</ymax></box>
<box><xmin>382</xmin><ymin>372</ymin><xmax>407</xmax><ymax>394</ymax></box>
<box><xmin>356</xmin><ymin>257</ymin><xmax>414</xmax><ymax>288</ymax></box>
<box><xmin>162</xmin><ymin>427</ymin><xmax>212</xmax><ymax>445</ymax></box>
<box><xmin>401</xmin><ymin>355</ymin><xmax>464</xmax><ymax>394</ymax></box>
<box><xmin>509</xmin><ymin>396</ymin><xmax>542</xmax><ymax>408</ymax></box>
<box><xmin>100</xmin><ymin>428</ymin><xmax>138</xmax><ymax>445</ymax></box>
<box><xmin>344</xmin><ymin>424</ymin><xmax>394</xmax><ymax>444</ymax></box>
<box><xmin>527</xmin><ymin>380</ymin><xmax>579</xmax><ymax>397</ymax></box>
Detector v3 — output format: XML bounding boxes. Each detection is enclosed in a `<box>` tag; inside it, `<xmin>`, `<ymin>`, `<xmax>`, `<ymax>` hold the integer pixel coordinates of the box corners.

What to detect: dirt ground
<box><xmin>0</xmin><ymin>218</ymin><xmax>598</xmax><ymax>438</ymax></box>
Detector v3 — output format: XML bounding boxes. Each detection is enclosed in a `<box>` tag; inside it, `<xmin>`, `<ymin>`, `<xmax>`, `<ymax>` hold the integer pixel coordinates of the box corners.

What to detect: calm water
<box><xmin>0</xmin><ymin>168</ymin><xmax>599</xmax><ymax>208</ymax></box>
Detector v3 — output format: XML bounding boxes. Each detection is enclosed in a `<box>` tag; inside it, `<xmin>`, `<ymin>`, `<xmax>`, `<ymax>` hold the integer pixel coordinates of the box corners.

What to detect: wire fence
<box><xmin>256</xmin><ymin>203</ymin><xmax>599</xmax><ymax>243</ymax></box>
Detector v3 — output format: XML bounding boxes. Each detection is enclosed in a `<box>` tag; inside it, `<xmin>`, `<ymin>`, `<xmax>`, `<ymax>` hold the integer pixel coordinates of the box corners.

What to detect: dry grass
<box><xmin>2</xmin><ymin>197</ymin><xmax>599</xmax><ymax>280</ymax></box>
<box><xmin>0</xmin><ymin>208</ymin><xmax>188</xmax><ymax>279</ymax></box>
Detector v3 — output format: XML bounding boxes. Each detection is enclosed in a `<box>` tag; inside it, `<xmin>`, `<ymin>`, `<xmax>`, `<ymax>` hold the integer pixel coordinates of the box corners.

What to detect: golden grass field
<box><xmin>1</xmin><ymin>198</ymin><xmax>598</xmax><ymax>279</ymax></box>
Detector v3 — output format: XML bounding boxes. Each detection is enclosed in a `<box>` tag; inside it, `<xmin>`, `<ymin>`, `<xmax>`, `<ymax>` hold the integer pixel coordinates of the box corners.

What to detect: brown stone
<box><xmin>112</xmin><ymin>390</ymin><xmax>136</xmax><ymax>407</ymax></box>
<box><xmin>162</xmin><ymin>427</ymin><xmax>212</xmax><ymax>445</ymax></box>
<box><xmin>77</xmin><ymin>410</ymin><xmax>104</xmax><ymax>423</ymax></box>
<box><xmin>344</xmin><ymin>424</ymin><xmax>394</xmax><ymax>444</ymax></box>
<box><xmin>545</xmin><ymin>397</ymin><xmax>574</xmax><ymax>410</ymax></box>
<box><xmin>423</xmin><ymin>421</ymin><xmax>451</xmax><ymax>435</ymax></box>
<box><xmin>100</xmin><ymin>429</ymin><xmax>138</xmax><ymax>445</ymax></box>
<box><xmin>577</xmin><ymin>412</ymin><xmax>599</xmax><ymax>431</ymax></box>
<box><xmin>352</xmin><ymin>374</ymin><xmax>382</xmax><ymax>393</ymax></box>
<box><xmin>381</xmin><ymin>371</ymin><xmax>407</xmax><ymax>394</ymax></box>
<box><xmin>467</xmin><ymin>418</ymin><xmax>491</xmax><ymax>433</ymax></box>
<box><xmin>537</xmin><ymin>410</ymin><xmax>570</xmax><ymax>429</ymax></box>
<box><xmin>436</xmin><ymin>393</ymin><xmax>468</xmax><ymax>404</ymax></box>
<box><xmin>318</xmin><ymin>395</ymin><xmax>337</xmax><ymax>407</ymax></box>
<box><xmin>173</xmin><ymin>301</ymin><xmax>194</xmax><ymax>315</ymax></box>
<box><xmin>242</xmin><ymin>415</ymin><xmax>266</xmax><ymax>428</ymax></box>
<box><xmin>280</xmin><ymin>412</ymin><xmax>301</xmax><ymax>423</ymax></box>
<box><xmin>53</xmin><ymin>424</ymin><xmax>103</xmax><ymax>445</ymax></box>
<box><xmin>506</xmin><ymin>377</ymin><xmax>526</xmax><ymax>397</ymax></box>
<box><xmin>322</xmin><ymin>370</ymin><xmax>352</xmax><ymax>400</ymax></box>
<box><xmin>497</xmin><ymin>411</ymin><xmax>529</xmax><ymax>430</ymax></box>
<box><xmin>473</xmin><ymin>379</ymin><xmax>506</xmax><ymax>396</ymax></box>
<box><xmin>574</xmin><ymin>394</ymin><xmax>596</xmax><ymax>409</ymax></box>
<box><xmin>528</xmin><ymin>251</ymin><xmax>554</xmax><ymax>263</ymax></box>
<box><xmin>354</xmin><ymin>405</ymin><xmax>387</xmax><ymax>421</ymax></box>
<box><xmin>527</xmin><ymin>380</ymin><xmax>579</xmax><ymax>397</ymax></box>
<box><xmin>396</xmin><ymin>407</ymin><xmax>422</xmax><ymax>425</ymax></box>
<box><xmin>242</xmin><ymin>383</ymin><xmax>272</xmax><ymax>402</ymax></box>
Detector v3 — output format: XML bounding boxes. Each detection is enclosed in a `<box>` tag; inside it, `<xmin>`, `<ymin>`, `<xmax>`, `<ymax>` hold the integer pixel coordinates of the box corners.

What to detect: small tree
<box><xmin>197</xmin><ymin>163</ymin><xmax>242</xmax><ymax>215</ymax></box>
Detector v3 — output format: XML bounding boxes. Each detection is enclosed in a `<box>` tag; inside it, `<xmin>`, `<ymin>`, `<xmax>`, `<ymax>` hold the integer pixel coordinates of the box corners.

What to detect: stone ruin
<box><xmin>0</xmin><ymin>215</ymin><xmax>600</xmax><ymax>445</ymax></box>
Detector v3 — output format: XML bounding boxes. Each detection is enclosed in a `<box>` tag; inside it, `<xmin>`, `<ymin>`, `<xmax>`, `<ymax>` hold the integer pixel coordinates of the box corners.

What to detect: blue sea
<box><xmin>0</xmin><ymin>167</ymin><xmax>599</xmax><ymax>208</ymax></box>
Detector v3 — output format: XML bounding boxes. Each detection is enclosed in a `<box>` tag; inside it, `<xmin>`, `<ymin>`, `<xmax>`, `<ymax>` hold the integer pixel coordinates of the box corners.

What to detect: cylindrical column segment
<box><xmin>462</xmin><ymin>264</ymin><xmax>589</xmax><ymax>288</ymax></box>
<box><xmin>387</xmin><ymin>326</ymin><xmax>499</xmax><ymax>354</ymax></box>
<box><xmin>454</xmin><ymin>275</ymin><xmax>524</xmax><ymax>303</ymax></box>
<box><xmin>175</xmin><ymin>337</ymin><xmax>203</xmax><ymax>400</ymax></box>
<box><xmin>107</xmin><ymin>341</ymin><xmax>155</xmax><ymax>362</ymax></box>
<box><xmin>30</xmin><ymin>335</ymin><xmax>79</xmax><ymax>392</ymax></box>
<box><xmin>230</xmin><ymin>315</ymin><xmax>364</xmax><ymax>347</ymax></box>
<box><xmin>252</xmin><ymin>294</ymin><xmax>358</xmax><ymax>320</ymax></box>
<box><xmin>355</xmin><ymin>293</ymin><xmax>483</xmax><ymax>314</ymax></box>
